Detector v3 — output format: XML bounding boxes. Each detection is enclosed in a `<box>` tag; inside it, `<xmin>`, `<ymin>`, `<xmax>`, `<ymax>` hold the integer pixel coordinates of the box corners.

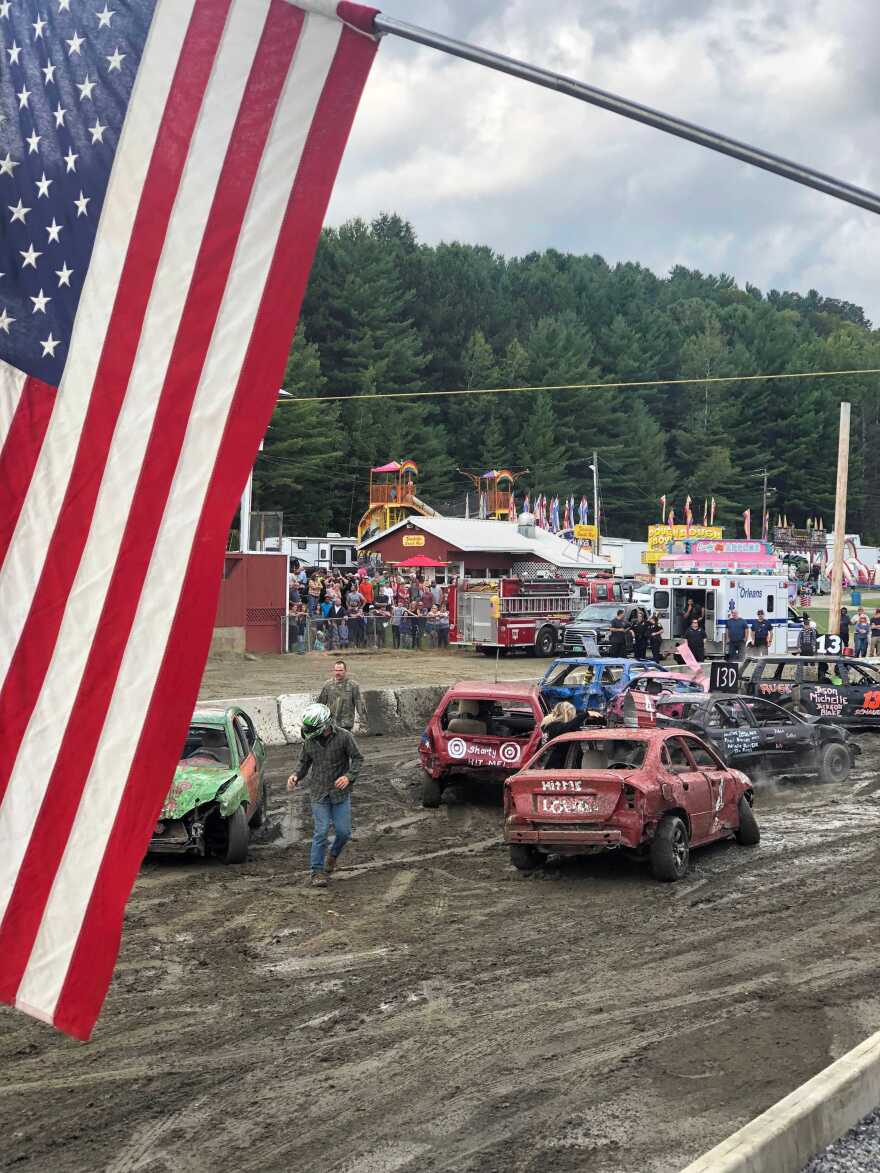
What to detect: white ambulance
<box><xmin>650</xmin><ymin>541</ymin><xmax>795</xmax><ymax>657</ymax></box>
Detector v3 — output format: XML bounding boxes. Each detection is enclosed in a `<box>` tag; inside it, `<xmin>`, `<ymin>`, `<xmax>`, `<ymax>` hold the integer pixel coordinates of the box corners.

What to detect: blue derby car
<box><xmin>539</xmin><ymin>657</ymin><xmax>667</xmax><ymax>719</ymax></box>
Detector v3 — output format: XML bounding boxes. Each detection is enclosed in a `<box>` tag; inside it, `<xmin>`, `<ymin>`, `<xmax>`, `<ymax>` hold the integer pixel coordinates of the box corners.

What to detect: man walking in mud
<box><xmin>317</xmin><ymin>659</ymin><xmax>367</xmax><ymax>733</ymax></box>
<box><xmin>287</xmin><ymin>703</ymin><xmax>364</xmax><ymax>887</ymax></box>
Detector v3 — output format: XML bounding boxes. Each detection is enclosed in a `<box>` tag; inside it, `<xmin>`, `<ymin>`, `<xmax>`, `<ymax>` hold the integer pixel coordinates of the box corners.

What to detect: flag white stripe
<box><xmin>0</xmin><ymin>361</ymin><xmax>28</xmax><ymax>449</ymax></box>
<box><xmin>0</xmin><ymin>0</ymin><xmax>195</xmax><ymax>679</ymax></box>
<box><xmin>0</xmin><ymin>0</ymin><xmax>269</xmax><ymax>934</ymax></box>
<box><xmin>17</xmin><ymin>10</ymin><xmax>344</xmax><ymax>1018</ymax></box>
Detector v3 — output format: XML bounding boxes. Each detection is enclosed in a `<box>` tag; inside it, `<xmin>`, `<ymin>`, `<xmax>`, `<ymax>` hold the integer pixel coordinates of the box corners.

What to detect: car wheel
<box><xmin>422</xmin><ymin>776</ymin><xmax>443</xmax><ymax>808</ymax></box>
<box><xmin>650</xmin><ymin>815</ymin><xmax>689</xmax><ymax>882</ymax></box>
<box><xmin>509</xmin><ymin>844</ymin><xmax>541</xmax><ymax>871</ymax></box>
<box><xmin>818</xmin><ymin>742</ymin><xmax>851</xmax><ymax>784</ymax></box>
<box><xmin>735</xmin><ymin>795</ymin><xmax>760</xmax><ymax>845</ymax></box>
<box><xmin>536</xmin><ymin>627</ymin><xmax>557</xmax><ymax>657</ymax></box>
<box><xmin>218</xmin><ymin>805</ymin><xmax>249</xmax><ymax>864</ymax></box>
<box><xmin>249</xmin><ymin>780</ymin><xmax>267</xmax><ymax>829</ymax></box>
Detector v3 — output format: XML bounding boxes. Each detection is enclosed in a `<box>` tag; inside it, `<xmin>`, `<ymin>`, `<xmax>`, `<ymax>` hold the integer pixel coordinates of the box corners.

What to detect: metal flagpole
<box><xmin>373</xmin><ymin>15</ymin><xmax>880</xmax><ymax>218</ymax></box>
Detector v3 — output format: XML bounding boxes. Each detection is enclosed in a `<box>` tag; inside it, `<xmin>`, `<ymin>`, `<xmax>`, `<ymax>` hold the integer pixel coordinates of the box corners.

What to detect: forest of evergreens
<box><xmin>253</xmin><ymin>214</ymin><xmax>880</xmax><ymax>543</ymax></box>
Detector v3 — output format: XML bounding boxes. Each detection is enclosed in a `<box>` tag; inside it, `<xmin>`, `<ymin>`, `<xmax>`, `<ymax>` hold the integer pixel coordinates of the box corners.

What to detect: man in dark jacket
<box><xmin>725</xmin><ymin>609</ymin><xmax>748</xmax><ymax>661</ymax></box>
<box><xmin>685</xmin><ymin>618</ymin><xmax>706</xmax><ymax>662</ymax></box>
<box><xmin>749</xmin><ymin>610</ymin><xmax>772</xmax><ymax>657</ymax></box>
<box><xmin>839</xmin><ymin>607</ymin><xmax>851</xmax><ymax>649</ymax></box>
<box><xmin>287</xmin><ymin>703</ymin><xmax>364</xmax><ymax>887</ymax></box>
<box><xmin>609</xmin><ymin>610</ymin><xmax>629</xmax><ymax>657</ymax></box>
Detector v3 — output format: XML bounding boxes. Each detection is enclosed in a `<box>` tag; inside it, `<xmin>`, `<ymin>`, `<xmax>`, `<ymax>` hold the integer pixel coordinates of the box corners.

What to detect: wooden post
<box><xmin>827</xmin><ymin>402</ymin><xmax>851</xmax><ymax>636</ymax></box>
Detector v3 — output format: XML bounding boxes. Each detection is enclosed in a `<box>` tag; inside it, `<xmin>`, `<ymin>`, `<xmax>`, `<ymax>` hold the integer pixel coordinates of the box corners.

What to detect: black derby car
<box><xmin>651</xmin><ymin>693</ymin><xmax>857</xmax><ymax>783</ymax></box>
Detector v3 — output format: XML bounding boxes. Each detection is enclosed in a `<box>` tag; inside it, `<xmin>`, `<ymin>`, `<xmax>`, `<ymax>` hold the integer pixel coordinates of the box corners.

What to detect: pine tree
<box><xmin>253</xmin><ymin>325</ymin><xmax>342</xmax><ymax>534</ymax></box>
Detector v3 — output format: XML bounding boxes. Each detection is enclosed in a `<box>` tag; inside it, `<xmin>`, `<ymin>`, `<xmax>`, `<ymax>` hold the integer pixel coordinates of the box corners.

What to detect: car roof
<box><xmin>549</xmin><ymin>657</ymin><xmax>651</xmax><ymax>667</ymax></box>
<box><xmin>444</xmin><ymin>681</ymin><xmax>540</xmax><ymax>699</ymax></box>
<box><xmin>191</xmin><ymin>707</ymin><xmax>233</xmax><ymax>726</ymax></box>
<box><xmin>546</xmin><ymin>727</ymin><xmax>671</xmax><ymax>743</ymax></box>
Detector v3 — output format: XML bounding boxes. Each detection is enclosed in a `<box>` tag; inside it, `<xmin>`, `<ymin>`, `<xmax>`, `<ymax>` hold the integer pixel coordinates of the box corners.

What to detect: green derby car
<box><xmin>149</xmin><ymin>706</ymin><xmax>268</xmax><ymax>864</ymax></box>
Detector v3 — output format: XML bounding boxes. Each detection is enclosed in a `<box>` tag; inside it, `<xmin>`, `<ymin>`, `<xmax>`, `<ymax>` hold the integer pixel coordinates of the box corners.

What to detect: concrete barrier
<box><xmin>203</xmin><ymin>684</ymin><xmax>449</xmax><ymax>745</ymax></box>
<box><xmin>277</xmin><ymin>692</ymin><xmax>315</xmax><ymax>744</ymax></box>
<box><xmin>681</xmin><ymin>1027</ymin><xmax>880</xmax><ymax>1173</ymax></box>
<box><xmin>202</xmin><ymin>694</ymin><xmax>285</xmax><ymax>746</ymax></box>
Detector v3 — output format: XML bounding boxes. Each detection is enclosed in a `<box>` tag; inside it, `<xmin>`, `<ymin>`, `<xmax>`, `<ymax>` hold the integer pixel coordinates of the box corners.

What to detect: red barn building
<box><xmin>359</xmin><ymin>515</ymin><xmax>612</xmax><ymax>579</ymax></box>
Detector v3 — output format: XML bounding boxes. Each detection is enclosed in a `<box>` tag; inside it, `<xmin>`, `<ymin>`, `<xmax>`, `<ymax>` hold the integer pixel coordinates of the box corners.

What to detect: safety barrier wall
<box><xmin>199</xmin><ymin>684</ymin><xmax>448</xmax><ymax>746</ymax></box>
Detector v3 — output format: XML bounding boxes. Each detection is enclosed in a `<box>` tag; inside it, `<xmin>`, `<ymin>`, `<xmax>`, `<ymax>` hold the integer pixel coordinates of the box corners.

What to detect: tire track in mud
<box><xmin>4</xmin><ymin>739</ymin><xmax>880</xmax><ymax>1173</ymax></box>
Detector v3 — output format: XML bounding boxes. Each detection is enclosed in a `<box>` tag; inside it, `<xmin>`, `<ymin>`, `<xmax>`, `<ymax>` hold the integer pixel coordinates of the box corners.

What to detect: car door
<box><xmin>681</xmin><ymin>735</ymin><xmax>738</xmax><ymax>838</ymax></box>
<box><xmin>662</xmin><ymin>736</ymin><xmax>714</xmax><ymax>840</ymax></box>
<box><xmin>232</xmin><ymin>713</ymin><xmax>260</xmax><ymax>811</ymax></box>
<box><xmin>836</xmin><ymin>661</ymin><xmax>880</xmax><ymax>724</ymax></box>
<box><xmin>735</xmin><ymin>696</ymin><xmax>797</xmax><ymax>770</ymax></box>
<box><xmin>706</xmin><ymin>698</ymin><xmax>761</xmax><ymax>768</ymax></box>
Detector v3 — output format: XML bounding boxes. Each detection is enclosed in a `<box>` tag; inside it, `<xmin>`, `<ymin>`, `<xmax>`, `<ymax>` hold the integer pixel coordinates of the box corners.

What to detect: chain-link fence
<box><xmin>285</xmin><ymin>613</ymin><xmax>451</xmax><ymax>653</ymax></box>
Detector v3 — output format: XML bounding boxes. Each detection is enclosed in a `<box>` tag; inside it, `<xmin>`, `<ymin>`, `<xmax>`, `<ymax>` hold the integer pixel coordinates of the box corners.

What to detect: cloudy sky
<box><xmin>327</xmin><ymin>0</ymin><xmax>880</xmax><ymax>323</ymax></box>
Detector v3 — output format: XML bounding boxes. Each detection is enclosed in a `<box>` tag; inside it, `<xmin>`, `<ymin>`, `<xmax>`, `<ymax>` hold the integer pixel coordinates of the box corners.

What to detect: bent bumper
<box><xmin>506</xmin><ymin>826</ymin><xmax>625</xmax><ymax>847</ymax></box>
<box><xmin>147</xmin><ymin>818</ymin><xmax>203</xmax><ymax>856</ymax></box>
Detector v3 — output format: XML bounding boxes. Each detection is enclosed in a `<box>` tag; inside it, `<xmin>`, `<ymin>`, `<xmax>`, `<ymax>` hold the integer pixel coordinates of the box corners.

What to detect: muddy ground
<box><xmin>4</xmin><ymin>735</ymin><xmax>880</xmax><ymax>1173</ymax></box>
<box><xmin>200</xmin><ymin>647</ymin><xmax>538</xmax><ymax>699</ymax></box>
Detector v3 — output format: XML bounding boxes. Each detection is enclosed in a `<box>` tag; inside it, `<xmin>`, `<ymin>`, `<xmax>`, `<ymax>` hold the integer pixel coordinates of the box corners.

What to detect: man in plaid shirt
<box><xmin>287</xmin><ymin>703</ymin><xmax>364</xmax><ymax>887</ymax></box>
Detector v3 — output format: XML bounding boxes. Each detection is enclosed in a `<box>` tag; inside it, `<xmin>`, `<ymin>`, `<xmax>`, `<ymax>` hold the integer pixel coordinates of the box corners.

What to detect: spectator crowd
<box><xmin>288</xmin><ymin>565</ymin><xmax>450</xmax><ymax>652</ymax></box>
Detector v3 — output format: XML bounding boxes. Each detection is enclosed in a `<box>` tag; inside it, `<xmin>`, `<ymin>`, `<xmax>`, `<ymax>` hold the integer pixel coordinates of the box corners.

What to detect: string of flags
<box><xmin>516</xmin><ymin>493</ymin><xmax>592</xmax><ymax>534</ymax></box>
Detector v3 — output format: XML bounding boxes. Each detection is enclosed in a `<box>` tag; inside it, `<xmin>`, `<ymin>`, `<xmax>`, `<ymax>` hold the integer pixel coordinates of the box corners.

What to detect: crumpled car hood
<box><xmin>161</xmin><ymin>764</ymin><xmax>242</xmax><ymax>820</ymax></box>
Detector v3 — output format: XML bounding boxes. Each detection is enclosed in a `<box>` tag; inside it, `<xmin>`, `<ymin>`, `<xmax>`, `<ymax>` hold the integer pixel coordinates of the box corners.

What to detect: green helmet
<box><xmin>301</xmin><ymin>703</ymin><xmax>331</xmax><ymax>740</ymax></box>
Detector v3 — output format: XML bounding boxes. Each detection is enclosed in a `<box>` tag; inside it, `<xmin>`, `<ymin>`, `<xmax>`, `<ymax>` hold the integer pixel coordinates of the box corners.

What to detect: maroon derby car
<box><xmin>419</xmin><ymin>681</ymin><xmax>546</xmax><ymax>808</ymax></box>
<box><xmin>503</xmin><ymin>726</ymin><xmax>759</xmax><ymax>881</ymax></box>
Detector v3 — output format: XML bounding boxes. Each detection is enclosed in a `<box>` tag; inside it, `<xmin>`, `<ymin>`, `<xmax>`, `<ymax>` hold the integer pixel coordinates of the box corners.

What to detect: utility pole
<box><xmin>755</xmin><ymin>467</ymin><xmax>775</xmax><ymax>540</ymax></box>
<box><xmin>592</xmin><ymin>449</ymin><xmax>600</xmax><ymax>557</ymax></box>
<box><xmin>828</xmin><ymin>402</ymin><xmax>851</xmax><ymax>637</ymax></box>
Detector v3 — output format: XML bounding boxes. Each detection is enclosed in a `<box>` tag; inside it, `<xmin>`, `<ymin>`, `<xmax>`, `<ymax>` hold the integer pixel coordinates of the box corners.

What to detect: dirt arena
<box><xmin>3</xmin><ymin>724</ymin><xmax>880</xmax><ymax>1172</ymax></box>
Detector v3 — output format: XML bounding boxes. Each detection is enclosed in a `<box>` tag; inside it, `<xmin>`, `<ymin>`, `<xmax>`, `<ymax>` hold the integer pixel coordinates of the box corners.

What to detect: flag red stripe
<box><xmin>0</xmin><ymin>1</ymin><xmax>231</xmax><ymax>841</ymax></box>
<box><xmin>53</xmin><ymin>21</ymin><xmax>378</xmax><ymax>1040</ymax></box>
<box><xmin>0</xmin><ymin>2</ymin><xmax>303</xmax><ymax>1012</ymax></box>
<box><xmin>0</xmin><ymin>377</ymin><xmax>56</xmax><ymax>564</ymax></box>
<box><xmin>337</xmin><ymin>1</ymin><xmax>379</xmax><ymax>33</ymax></box>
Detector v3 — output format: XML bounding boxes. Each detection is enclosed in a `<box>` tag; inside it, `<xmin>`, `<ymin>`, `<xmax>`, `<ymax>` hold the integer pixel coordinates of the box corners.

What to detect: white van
<box><xmin>651</xmin><ymin>570</ymin><xmax>792</xmax><ymax>657</ymax></box>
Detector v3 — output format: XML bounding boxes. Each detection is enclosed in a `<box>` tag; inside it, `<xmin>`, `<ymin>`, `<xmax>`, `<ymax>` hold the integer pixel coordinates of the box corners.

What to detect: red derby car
<box><xmin>419</xmin><ymin>681</ymin><xmax>546</xmax><ymax>808</ymax></box>
<box><xmin>503</xmin><ymin>726</ymin><xmax>759</xmax><ymax>881</ymax></box>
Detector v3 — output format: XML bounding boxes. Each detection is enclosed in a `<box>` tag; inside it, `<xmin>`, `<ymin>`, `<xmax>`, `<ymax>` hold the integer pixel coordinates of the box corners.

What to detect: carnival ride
<box><xmin>459</xmin><ymin>468</ymin><xmax>528</xmax><ymax>520</ymax></box>
<box><xmin>356</xmin><ymin>460</ymin><xmax>438</xmax><ymax>542</ymax></box>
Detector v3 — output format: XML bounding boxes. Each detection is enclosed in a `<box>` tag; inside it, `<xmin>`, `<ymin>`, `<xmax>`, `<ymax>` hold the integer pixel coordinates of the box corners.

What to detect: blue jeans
<box><xmin>310</xmin><ymin>796</ymin><xmax>352</xmax><ymax>872</ymax></box>
<box><xmin>855</xmin><ymin>634</ymin><xmax>868</xmax><ymax>657</ymax></box>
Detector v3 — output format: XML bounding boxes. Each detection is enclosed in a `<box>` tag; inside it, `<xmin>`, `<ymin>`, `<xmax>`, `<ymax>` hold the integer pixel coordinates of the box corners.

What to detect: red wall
<box><xmin>216</xmin><ymin>553</ymin><xmax>287</xmax><ymax>653</ymax></box>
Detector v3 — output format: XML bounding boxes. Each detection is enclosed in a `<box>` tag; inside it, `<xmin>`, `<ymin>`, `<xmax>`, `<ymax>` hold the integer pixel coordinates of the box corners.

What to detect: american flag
<box><xmin>0</xmin><ymin>0</ymin><xmax>377</xmax><ymax>1040</ymax></box>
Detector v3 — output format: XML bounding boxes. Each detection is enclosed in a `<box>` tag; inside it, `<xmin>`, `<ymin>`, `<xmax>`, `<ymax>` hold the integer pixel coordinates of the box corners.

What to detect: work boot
<box><xmin>325</xmin><ymin>851</ymin><xmax>338</xmax><ymax>875</ymax></box>
<box><xmin>310</xmin><ymin>871</ymin><xmax>328</xmax><ymax>888</ymax></box>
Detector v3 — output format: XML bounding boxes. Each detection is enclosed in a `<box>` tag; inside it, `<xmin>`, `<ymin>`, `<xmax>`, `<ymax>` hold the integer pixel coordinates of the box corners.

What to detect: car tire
<box><xmin>422</xmin><ymin>776</ymin><xmax>443</xmax><ymax>808</ymax></box>
<box><xmin>735</xmin><ymin>795</ymin><xmax>760</xmax><ymax>846</ymax></box>
<box><xmin>249</xmin><ymin>781</ymin><xmax>267</xmax><ymax>829</ymax></box>
<box><xmin>818</xmin><ymin>742</ymin><xmax>851</xmax><ymax>785</ymax></box>
<box><xmin>536</xmin><ymin>627</ymin><xmax>557</xmax><ymax>657</ymax></box>
<box><xmin>509</xmin><ymin>844</ymin><xmax>541</xmax><ymax>871</ymax></box>
<box><xmin>220</xmin><ymin>806</ymin><xmax>249</xmax><ymax>864</ymax></box>
<box><xmin>650</xmin><ymin>815</ymin><xmax>689</xmax><ymax>882</ymax></box>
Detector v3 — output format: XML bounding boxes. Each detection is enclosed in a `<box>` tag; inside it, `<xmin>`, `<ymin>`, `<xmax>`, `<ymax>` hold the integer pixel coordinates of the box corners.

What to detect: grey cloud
<box><xmin>328</xmin><ymin>0</ymin><xmax>880</xmax><ymax>322</ymax></box>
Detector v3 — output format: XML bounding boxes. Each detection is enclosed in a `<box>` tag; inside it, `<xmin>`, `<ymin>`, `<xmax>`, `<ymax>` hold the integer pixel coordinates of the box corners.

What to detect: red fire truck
<box><xmin>449</xmin><ymin>575</ymin><xmax>628</xmax><ymax>658</ymax></box>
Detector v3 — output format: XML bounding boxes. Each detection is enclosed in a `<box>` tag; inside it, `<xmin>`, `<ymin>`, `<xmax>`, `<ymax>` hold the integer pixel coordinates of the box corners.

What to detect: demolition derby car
<box><xmin>539</xmin><ymin>657</ymin><xmax>664</xmax><ymax>718</ymax></box>
<box><xmin>149</xmin><ymin>706</ymin><xmax>268</xmax><ymax>863</ymax></box>
<box><xmin>605</xmin><ymin>669</ymin><xmax>706</xmax><ymax>725</ymax></box>
<box><xmin>503</xmin><ymin>726</ymin><xmax>758</xmax><ymax>881</ymax></box>
<box><xmin>652</xmin><ymin>693</ymin><xmax>857</xmax><ymax>783</ymax></box>
<box><xmin>418</xmin><ymin>682</ymin><xmax>546</xmax><ymax>807</ymax></box>
<box><xmin>741</xmin><ymin>656</ymin><xmax>880</xmax><ymax>729</ymax></box>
